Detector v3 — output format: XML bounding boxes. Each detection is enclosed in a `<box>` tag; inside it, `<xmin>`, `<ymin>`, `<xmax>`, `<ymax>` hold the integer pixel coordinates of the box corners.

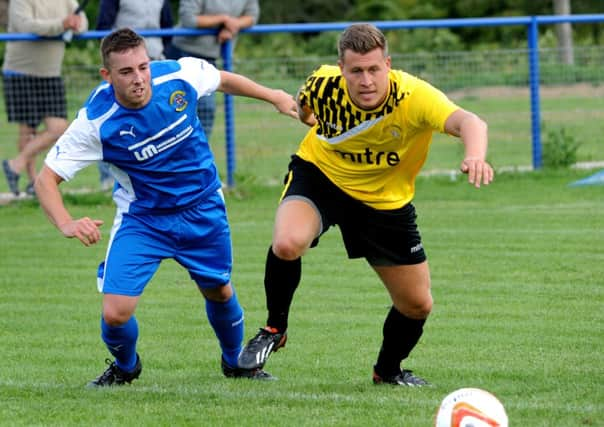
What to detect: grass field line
<box><xmin>439</xmin><ymin>201</ymin><xmax>603</xmax><ymax>212</ymax></box>
<box><xmin>0</xmin><ymin>379</ymin><xmax>399</xmax><ymax>404</ymax></box>
<box><xmin>2</xmin><ymin>160</ymin><xmax>603</xmax><ymax>206</ymax></box>
<box><xmin>426</xmin><ymin>228</ymin><xmax>597</xmax><ymax>236</ymax></box>
<box><xmin>3</xmin><ymin>379</ymin><xmax>600</xmax><ymax>415</ymax></box>
<box><xmin>422</xmin><ymin>160</ymin><xmax>604</xmax><ymax>177</ymax></box>
<box><xmin>0</xmin><ymin>381</ymin><xmax>466</xmax><ymax>409</ymax></box>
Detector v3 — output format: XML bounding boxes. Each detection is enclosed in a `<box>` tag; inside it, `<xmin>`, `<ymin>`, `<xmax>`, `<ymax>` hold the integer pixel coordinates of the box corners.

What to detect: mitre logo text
<box><xmin>333</xmin><ymin>148</ymin><xmax>400</xmax><ymax>166</ymax></box>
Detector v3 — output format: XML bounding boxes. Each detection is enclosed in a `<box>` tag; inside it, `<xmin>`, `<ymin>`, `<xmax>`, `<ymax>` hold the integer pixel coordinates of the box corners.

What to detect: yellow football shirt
<box><xmin>296</xmin><ymin>65</ymin><xmax>459</xmax><ymax>210</ymax></box>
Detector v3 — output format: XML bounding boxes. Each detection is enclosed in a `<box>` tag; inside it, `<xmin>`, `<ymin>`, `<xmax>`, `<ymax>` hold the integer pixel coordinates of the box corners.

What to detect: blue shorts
<box><xmin>97</xmin><ymin>190</ymin><xmax>232</xmax><ymax>296</ymax></box>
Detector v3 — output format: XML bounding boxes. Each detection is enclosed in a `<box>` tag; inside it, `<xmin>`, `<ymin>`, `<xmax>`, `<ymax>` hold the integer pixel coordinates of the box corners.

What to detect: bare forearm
<box><xmin>219</xmin><ymin>71</ymin><xmax>277</xmax><ymax>102</ymax></box>
<box><xmin>34</xmin><ymin>166</ymin><xmax>72</xmax><ymax>230</ymax></box>
<box><xmin>195</xmin><ymin>14</ymin><xmax>252</xmax><ymax>30</ymax></box>
<box><xmin>445</xmin><ymin>109</ymin><xmax>493</xmax><ymax>187</ymax></box>
<box><xmin>35</xmin><ymin>165</ymin><xmax>104</xmax><ymax>246</ymax></box>
<box><xmin>460</xmin><ymin>114</ymin><xmax>488</xmax><ymax>160</ymax></box>
<box><xmin>218</xmin><ymin>71</ymin><xmax>298</xmax><ymax>119</ymax></box>
<box><xmin>195</xmin><ymin>14</ymin><xmax>228</xmax><ymax>28</ymax></box>
<box><xmin>232</xmin><ymin>15</ymin><xmax>254</xmax><ymax>31</ymax></box>
<box><xmin>446</xmin><ymin>109</ymin><xmax>489</xmax><ymax>160</ymax></box>
<box><xmin>218</xmin><ymin>71</ymin><xmax>297</xmax><ymax>118</ymax></box>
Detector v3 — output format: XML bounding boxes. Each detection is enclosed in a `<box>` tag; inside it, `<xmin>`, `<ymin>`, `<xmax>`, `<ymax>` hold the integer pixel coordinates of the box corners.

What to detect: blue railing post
<box><xmin>220</xmin><ymin>40</ymin><xmax>236</xmax><ymax>187</ymax></box>
<box><xmin>527</xmin><ymin>16</ymin><xmax>542</xmax><ymax>169</ymax></box>
<box><xmin>5</xmin><ymin>15</ymin><xmax>603</xmax><ymax>178</ymax></box>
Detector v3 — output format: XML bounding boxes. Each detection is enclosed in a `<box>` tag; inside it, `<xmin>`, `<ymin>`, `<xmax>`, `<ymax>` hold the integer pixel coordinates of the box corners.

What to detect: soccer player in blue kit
<box><xmin>34</xmin><ymin>28</ymin><xmax>298</xmax><ymax>387</ymax></box>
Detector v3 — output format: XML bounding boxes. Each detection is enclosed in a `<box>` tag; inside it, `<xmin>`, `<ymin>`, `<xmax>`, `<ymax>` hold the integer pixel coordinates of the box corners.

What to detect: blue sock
<box><xmin>205</xmin><ymin>292</ymin><xmax>244</xmax><ymax>367</ymax></box>
<box><xmin>100</xmin><ymin>315</ymin><xmax>139</xmax><ymax>372</ymax></box>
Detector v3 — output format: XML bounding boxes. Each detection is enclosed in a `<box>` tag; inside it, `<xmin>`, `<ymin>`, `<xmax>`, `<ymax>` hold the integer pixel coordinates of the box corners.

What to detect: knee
<box><xmin>201</xmin><ymin>283</ymin><xmax>233</xmax><ymax>303</ymax></box>
<box><xmin>271</xmin><ymin>237</ymin><xmax>306</xmax><ymax>261</ymax></box>
<box><xmin>47</xmin><ymin>120</ymin><xmax>69</xmax><ymax>139</ymax></box>
<box><xmin>416</xmin><ymin>296</ymin><xmax>433</xmax><ymax>319</ymax></box>
<box><xmin>398</xmin><ymin>295</ymin><xmax>433</xmax><ymax>320</ymax></box>
<box><xmin>102</xmin><ymin>307</ymin><xmax>132</xmax><ymax>326</ymax></box>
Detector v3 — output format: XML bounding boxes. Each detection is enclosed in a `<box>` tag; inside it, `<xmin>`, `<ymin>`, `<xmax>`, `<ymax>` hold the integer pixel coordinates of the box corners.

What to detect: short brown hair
<box><xmin>338</xmin><ymin>23</ymin><xmax>388</xmax><ymax>60</ymax></box>
<box><xmin>100</xmin><ymin>28</ymin><xmax>146</xmax><ymax>69</ymax></box>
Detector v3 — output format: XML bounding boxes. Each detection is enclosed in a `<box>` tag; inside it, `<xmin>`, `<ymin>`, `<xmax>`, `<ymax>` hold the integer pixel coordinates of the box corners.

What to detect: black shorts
<box><xmin>3</xmin><ymin>74</ymin><xmax>67</xmax><ymax>128</ymax></box>
<box><xmin>281</xmin><ymin>155</ymin><xmax>427</xmax><ymax>266</ymax></box>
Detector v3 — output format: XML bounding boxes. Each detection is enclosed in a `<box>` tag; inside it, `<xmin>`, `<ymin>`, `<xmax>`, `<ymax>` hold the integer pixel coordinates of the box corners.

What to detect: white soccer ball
<box><xmin>434</xmin><ymin>387</ymin><xmax>508</xmax><ymax>427</ymax></box>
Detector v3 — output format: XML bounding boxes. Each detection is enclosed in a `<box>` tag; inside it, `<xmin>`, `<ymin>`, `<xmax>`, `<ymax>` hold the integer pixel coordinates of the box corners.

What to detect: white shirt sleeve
<box><xmin>177</xmin><ymin>56</ymin><xmax>221</xmax><ymax>99</ymax></box>
<box><xmin>44</xmin><ymin>108</ymin><xmax>103</xmax><ymax>181</ymax></box>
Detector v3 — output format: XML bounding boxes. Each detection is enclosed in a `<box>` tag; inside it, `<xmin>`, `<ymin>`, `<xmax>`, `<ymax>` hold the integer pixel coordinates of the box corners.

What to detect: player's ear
<box><xmin>99</xmin><ymin>67</ymin><xmax>111</xmax><ymax>83</ymax></box>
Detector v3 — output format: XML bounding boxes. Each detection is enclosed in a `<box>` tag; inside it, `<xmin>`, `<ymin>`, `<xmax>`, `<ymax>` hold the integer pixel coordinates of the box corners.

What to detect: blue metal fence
<box><xmin>1</xmin><ymin>14</ymin><xmax>603</xmax><ymax>186</ymax></box>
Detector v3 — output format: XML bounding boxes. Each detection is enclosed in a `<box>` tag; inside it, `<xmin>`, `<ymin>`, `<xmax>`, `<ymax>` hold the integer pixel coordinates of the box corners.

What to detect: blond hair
<box><xmin>338</xmin><ymin>23</ymin><xmax>388</xmax><ymax>60</ymax></box>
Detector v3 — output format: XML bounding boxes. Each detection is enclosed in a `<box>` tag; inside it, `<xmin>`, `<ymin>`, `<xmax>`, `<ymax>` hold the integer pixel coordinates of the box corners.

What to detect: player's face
<box><xmin>100</xmin><ymin>45</ymin><xmax>152</xmax><ymax>109</ymax></box>
<box><xmin>338</xmin><ymin>48</ymin><xmax>391</xmax><ymax>110</ymax></box>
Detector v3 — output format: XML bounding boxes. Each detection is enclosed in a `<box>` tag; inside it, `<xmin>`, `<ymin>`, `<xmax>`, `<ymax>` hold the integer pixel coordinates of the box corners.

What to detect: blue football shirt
<box><xmin>45</xmin><ymin>57</ymin><xmax>222</xmax><ymax>214</ymax></box>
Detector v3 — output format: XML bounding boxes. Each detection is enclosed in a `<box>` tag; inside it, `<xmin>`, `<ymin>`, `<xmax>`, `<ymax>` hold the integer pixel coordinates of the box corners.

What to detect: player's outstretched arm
<box><xmin>218</xmin><ymin>71</ymin><xmax>298</xmax><ymax>119</ymax></box>
<box><xmin>35</xmin><ymin>166</ymin><xmax>104</xmax><ymax>247</ymax></box>
<box><xmin>444</xmin><ymin>109</ymin><xmax>494</xmax><ymax>188</ymax></box>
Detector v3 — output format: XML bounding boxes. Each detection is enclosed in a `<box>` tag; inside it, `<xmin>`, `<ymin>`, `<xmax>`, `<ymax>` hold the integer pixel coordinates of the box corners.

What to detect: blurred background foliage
<box><xmin>0</xmin><ymin>0</ymin><xmax>601</xmax><ymax>65</ymax></box>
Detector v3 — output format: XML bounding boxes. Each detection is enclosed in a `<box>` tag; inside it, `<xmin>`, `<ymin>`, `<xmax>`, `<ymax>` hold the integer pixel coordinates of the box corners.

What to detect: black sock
<box><xmin>264</xmin><ymin>246</ymin><xmax>301</xmax><ymax>332</ymax></box>
<box><xmin>374</xmin><ymin>306</ymin><xmax>426</xmax><ymax>377</ymax></box>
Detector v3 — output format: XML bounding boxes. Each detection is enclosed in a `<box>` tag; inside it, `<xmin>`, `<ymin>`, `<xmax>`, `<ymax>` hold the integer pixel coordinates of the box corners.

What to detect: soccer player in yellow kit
<box><xmin>239</xmin><ymin>23</ymin><xmax>494</xmax><ymax>385</ymax></box>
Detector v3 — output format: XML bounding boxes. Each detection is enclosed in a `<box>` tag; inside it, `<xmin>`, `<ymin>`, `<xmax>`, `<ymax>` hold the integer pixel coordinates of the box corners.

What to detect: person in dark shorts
<box><xmin>238</xmin><ymin>23</ymin><xmax>494</xmax><ymax>386</ymax></box>
<box><xmin>1</xmin><ymin>0</ymin><xmax>88</xmax><ymax>196</ymax></box>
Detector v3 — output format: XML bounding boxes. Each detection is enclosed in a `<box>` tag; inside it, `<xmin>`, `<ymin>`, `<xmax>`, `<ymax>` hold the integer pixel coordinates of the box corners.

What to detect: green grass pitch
<box><xmin>0</xmin><ymin>169</ymin><xmax>602</xmax><ymax>426</ymax></box>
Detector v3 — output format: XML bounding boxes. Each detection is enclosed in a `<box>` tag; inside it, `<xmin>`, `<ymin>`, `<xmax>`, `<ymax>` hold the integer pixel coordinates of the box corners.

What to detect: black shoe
<box><xmin>87</xmin><ymin>354</ymin><xmax>142</xmax><ymax>388</ymax></box>
<box><xmin>221</xmin><ymin>357</ymin><xmax>275</xmax><ymax>380</ymax></box>
<box><xmin>2</xmin><ymin>159</ymin><xmax>20</xmax><ymax>196</ymax></box>
<box><xmin>372</xmin><ymin>368</ymin><xmax>429</xmax><ymax>387</ymax></box>
<box><xmin>238</xmin><ymin>327</ymin><xmax>287</xmax><ymax>370</ymax></box>
<box><xmin>25</xmin><ymin>182</ymin><xmax>35</xmax><ymax>197</ymax></box>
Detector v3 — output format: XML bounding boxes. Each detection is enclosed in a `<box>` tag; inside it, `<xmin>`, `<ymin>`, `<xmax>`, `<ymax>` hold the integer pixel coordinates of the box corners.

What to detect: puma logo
<box><xmin>119</xmin><ymin>126</ymin><xmax>136</xmax><ymax>138</ymax></box>
<box><xmin>55</xmin><ymin>145</ymin><xmax>65</xmax><ymax>158</ymax></box>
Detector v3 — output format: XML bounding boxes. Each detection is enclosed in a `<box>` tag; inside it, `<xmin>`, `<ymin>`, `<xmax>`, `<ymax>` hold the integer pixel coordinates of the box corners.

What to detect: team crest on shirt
<box><xmin>169</xmin><ymin>90</ymin><xmax>188</xmax><ymax>112</ymax></box>
<box><xmin>387</xmin><ymin>125</ymin><xmax>402</xmax><ymax>139</ymax></box>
